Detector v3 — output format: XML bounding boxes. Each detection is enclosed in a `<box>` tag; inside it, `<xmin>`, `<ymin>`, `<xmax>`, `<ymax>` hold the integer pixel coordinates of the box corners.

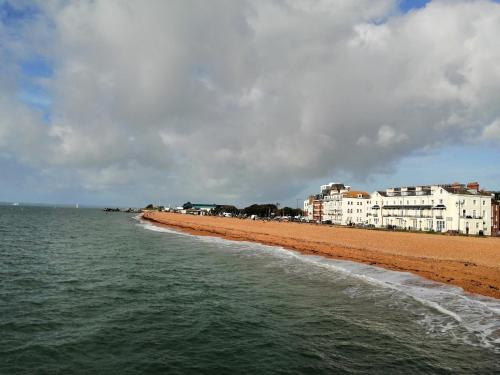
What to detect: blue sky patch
<box><xmin>21</xmin><ymin>57</ymin><xmax>54</xmax><ymax>78</ymax></box>
<box><xmin>399</xmin><ymin>0</ymin><xmax>431</xmax><ymax>13</ymax></box>
<box><xmin>0</xmin><ymin>0</ymin><xmax>39</xmax><ymax>25</ymax></box>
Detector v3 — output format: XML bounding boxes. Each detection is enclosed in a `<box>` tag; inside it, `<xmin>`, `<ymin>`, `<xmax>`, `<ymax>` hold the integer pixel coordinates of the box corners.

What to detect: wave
<box><xmin>135</xmin><ymin>216</ymin><xmax>500</xmax><ymax>352</ymax></box>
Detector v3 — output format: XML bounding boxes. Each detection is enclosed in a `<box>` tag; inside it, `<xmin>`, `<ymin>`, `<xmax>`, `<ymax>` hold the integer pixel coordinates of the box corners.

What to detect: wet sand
<box><xmin>142</xmin><ymin>211</ymin><xmax>500</xmax><ymax>299</ymax></box>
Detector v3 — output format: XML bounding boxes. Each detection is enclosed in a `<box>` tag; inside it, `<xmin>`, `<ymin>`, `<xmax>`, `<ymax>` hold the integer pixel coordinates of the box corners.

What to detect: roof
<box><xmin>440</xmin><ymin>186</ymin><xmax>491</xmax><ymax>196</ymax></box>
<box><xmin>192</xmin><ymin>203</ymin><xmax>217</xmax><ymax>208</ymax></box>
<box><xmin>343</xmin><ymin>191</ymin><xmax>370</xmax><ymax>198</ymax></box>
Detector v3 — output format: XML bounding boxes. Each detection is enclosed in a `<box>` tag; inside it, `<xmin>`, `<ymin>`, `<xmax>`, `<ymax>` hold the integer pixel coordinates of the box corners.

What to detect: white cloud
<box><xmin>480</xmin><ymin>119</ymin><xmax>500</xmax><ymax>141</ymax></box>
<box><xmin>376</xmin><ymin>125</ymin><xmax>408</xmax><ymax>147</ymax></box>
<box><xmin>1</xmin><ymin>0</ymin><xmax>500</xmax><ymax>204</ymax></box>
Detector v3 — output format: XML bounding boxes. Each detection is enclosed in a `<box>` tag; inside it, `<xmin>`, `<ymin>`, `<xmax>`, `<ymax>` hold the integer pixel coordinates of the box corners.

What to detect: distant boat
<box><xmin>12</xmin><ymin>203</ymin><xmax>19</xmax><ymax>206</ymax></box>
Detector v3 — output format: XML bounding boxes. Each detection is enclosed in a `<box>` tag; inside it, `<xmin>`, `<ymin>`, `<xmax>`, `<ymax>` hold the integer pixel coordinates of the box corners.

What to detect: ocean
<box><xmin>1</xmin><ymin>206</ymin><xmax>499</xmax><ymax>374</ymax></box>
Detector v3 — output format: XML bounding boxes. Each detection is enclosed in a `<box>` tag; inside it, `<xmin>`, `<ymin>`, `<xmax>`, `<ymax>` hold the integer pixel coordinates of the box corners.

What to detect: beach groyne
<box><xmin>142</xmin><ymin>211</ymin><xmax>500</xmax><ymax>299</ymax></box>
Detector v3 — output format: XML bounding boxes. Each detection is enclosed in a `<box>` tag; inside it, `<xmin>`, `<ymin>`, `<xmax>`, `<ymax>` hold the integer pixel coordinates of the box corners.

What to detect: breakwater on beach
<box><xmin>1</xmin><ymin>206</ymin><xmax>499</xmax><ymax>373</ymax></box>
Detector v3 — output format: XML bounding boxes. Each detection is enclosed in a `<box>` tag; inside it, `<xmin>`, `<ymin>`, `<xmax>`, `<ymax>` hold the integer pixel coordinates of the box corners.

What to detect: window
<box><xmin>473</xmin><ymin>200</ymin><xmax>476</xmax><ymax>205</ymax></box>
<box><xmin>437</xmin><ymin>220</ymin><xmax>445</xmax><ymax>231</ymax></box>
<box><xmin>439</xmin><ymin>199</ymin><xmax>443</xmax><ymax>204</ymax></box>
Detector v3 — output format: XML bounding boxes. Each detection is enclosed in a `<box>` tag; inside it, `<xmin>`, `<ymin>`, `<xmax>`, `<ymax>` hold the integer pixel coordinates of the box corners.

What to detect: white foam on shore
<box><xmin>135</xmin><ymin>216</ymin><xmax>500</xmax><ymax>352</ymax></box>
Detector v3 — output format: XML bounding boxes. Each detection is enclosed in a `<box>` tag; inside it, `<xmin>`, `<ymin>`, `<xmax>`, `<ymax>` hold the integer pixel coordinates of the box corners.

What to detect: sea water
<box><xmin>0</xmin><ymin>206</ymin><xmax>499</xmax><ymax>373</ymax></box>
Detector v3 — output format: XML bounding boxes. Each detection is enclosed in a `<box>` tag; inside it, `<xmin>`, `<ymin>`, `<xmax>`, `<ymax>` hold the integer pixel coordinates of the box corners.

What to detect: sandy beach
<box><xmin>142</xmin><ymin>211</ymin><xmax>500</xmax><ymax>299</ymax></box>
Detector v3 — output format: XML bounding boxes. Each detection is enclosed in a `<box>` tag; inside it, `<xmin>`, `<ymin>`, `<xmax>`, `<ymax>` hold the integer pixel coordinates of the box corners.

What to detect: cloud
<box><xmin>480</xmin><ymin>119</ymin><xmax>500</xmax><ymax>142</ymax></box>
<box><xmin>376</xmin><ymin>125</ymin><xmax>408</xmax><ymax>147</ymax></box>
<box><xmin>1</xmin><ymin>0</ymin><xmax>500</xmax><ymax>205</ymax></box>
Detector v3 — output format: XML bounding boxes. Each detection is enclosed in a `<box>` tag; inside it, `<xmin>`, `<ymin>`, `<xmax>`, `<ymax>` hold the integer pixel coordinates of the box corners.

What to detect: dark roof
<box><xmin>441</xmin><ymin>186</ymin><xmax>473</xmax><ymax>195</ymax></box>
<box><xmin>441</xmin><ymin>186</ymin><xmax>492</xmax><ymax>196</ymax></box>
<box><xmin>321</xmin><ymin>183</ymin><xmax>346</xmax><ymax>193</ymax></box>
<box><xmin>192</xmin><ymin>203</ymin><xmax>217</xmax><ymax>208</ymax></box>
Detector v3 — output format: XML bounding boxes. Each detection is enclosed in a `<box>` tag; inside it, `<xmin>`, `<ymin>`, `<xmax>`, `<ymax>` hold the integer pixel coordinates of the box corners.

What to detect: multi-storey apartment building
<box><xmin>491</xmin><ymin>192</ymin><xmax>500</xmax><ymax>236</ymax></box>
<box><xmin>304</xmin><ymin>196</ymin><xmax>314</xmax><ymax>221</ymax></box>
<box><xmin>342</xmin><ymin>191</ymin><xmax>370</xmax><ymax>225</ymax></box>
<box><xmin>321</xmin><ymin>183</ymin><xmax>350</xmax><ymax>224</ymax></box>
<box><xmin>369</xmin><ymin>182</ymin><xmax>492</xmax><ymax>235</ymax></box>
<box><xmin>312</xmin><ymin>196</ymin><xmax>323</xmax><ymax>222</ymax></box>
<box><xmin>304</xmin><ymin>183</ymin><xmax>370</xmax><ymax>224</ymax></box>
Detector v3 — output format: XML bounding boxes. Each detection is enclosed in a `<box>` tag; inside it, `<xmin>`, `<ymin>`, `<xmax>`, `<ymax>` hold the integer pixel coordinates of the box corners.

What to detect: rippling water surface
<box><xmin>1</xmin><ymin>206</ymin><xmax>499</xmax><ymax>374</ymax></box>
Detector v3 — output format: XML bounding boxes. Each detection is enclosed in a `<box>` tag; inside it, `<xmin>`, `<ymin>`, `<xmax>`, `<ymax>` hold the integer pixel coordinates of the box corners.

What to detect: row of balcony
<box><xmin>382</xmin><ymin>214</ymin><xmax>432</xmax><ymax>219</ymax></box>
<box><xmin>381</xmin><ymin>214</ymin><xmax>483</xmax><ymax>220</ymax></box>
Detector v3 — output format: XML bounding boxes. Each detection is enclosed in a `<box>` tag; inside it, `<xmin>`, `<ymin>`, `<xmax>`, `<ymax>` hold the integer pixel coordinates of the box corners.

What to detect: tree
<box><xmin>243</xmin><ymin>204</ymin><xmax>278</xmax><ymax>217</ymax></box>
<box><xmin>213</xmin><ymin>205</ymin><xmax>240</xmax><ymax>215</ymax></box>
<box><xmin>282</xmin><ymin>207</ymin><xmax>303</xmax><ymax>216</ymax></box>
<box><xmin>182</xmin><ymin>201</ymin><xmax>193</xmax><ymax>209</ymax></box>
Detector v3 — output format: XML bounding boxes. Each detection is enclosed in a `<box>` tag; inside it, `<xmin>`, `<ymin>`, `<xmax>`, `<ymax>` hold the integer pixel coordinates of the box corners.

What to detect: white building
<box><xmin>321</xmin><ymin>183</ymin><xmax>350</xmax><ymax>224</ymax></box>
<box><xmin>303</xmin><ymin>197</ymin><xmax>314</xmax><ymax>221</ymax></box>
<box><xmin>304</xmin><ymin>183</ymin><xmax>370</xmax><ymax>224</ymax></box>
<box><xmin>369</xmin><ymin>182</ymin><xmax>492</xmax><ymax>235</ymax></box>
<box><xmin>341</xmin><ymin>191</ymin><xmax>371</xmax><ymax>225</ymax></box>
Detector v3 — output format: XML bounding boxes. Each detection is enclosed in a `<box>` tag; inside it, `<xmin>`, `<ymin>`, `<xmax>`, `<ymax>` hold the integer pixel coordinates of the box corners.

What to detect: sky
<box><xmin>1</xmin><ymin>0</ymin><xmax>500</xmax><ymax>208</ymax></box>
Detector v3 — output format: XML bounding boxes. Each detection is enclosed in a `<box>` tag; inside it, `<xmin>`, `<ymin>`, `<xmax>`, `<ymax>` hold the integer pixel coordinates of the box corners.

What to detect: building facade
<box><xmin>369</xmin><ymin>182</ymin><xmax>492</xmax><ymax>235</ymax></box>
<box><xmin>321</xmin><ymin>183</ymin><xmax>350</xmax><ymax>224</ymax></box>
<box><xmin>304</xmin><ymin>196</ymin><xmax>314</xmax><ymax>221</ymax></box>
<box><xmin>341</xmin><ymin>191</ymin><xmax>371</xmax><ymax>225</ymax></box>
<box><xmin>491</xmin><ymin>192</ymin><xmax>500</xmax><ymax>236</ymax></box>
<box><xmin>304</xmin><ymin>183</ymin><xmax>370</xmax><ymax>224</ymax></box>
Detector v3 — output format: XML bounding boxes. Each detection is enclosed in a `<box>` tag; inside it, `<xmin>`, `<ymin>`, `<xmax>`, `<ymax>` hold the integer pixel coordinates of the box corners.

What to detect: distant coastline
<box><xmin>142</xmin><ymin>211</ymin><xmax>500</xmax><ymax>299</ymax></box>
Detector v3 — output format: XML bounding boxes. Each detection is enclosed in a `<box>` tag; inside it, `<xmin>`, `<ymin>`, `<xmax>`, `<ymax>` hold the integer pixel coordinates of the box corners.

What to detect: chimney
<box><xmin>451</xmin><ymin>182</ymin><xmax>462</xmax><ymax>192</ymax></box>
<box><xmin>467</xmin><ymin>181</ymin><xmax>479</xmax><ymax>192</ymax></box>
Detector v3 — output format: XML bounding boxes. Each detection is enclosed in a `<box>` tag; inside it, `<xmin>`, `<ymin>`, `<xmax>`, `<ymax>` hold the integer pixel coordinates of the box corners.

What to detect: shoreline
<box><xmin>142</xmin><ymin>211</ymin><xmax>500</xmax><ymax>299</ymax></box>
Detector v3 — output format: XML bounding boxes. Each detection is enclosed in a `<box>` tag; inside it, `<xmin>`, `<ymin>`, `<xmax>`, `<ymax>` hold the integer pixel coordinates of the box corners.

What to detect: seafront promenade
<box><xmin>143</xmin><ymin>211</ymin><xmax>500</xmax><ymax>299</ymax></box>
